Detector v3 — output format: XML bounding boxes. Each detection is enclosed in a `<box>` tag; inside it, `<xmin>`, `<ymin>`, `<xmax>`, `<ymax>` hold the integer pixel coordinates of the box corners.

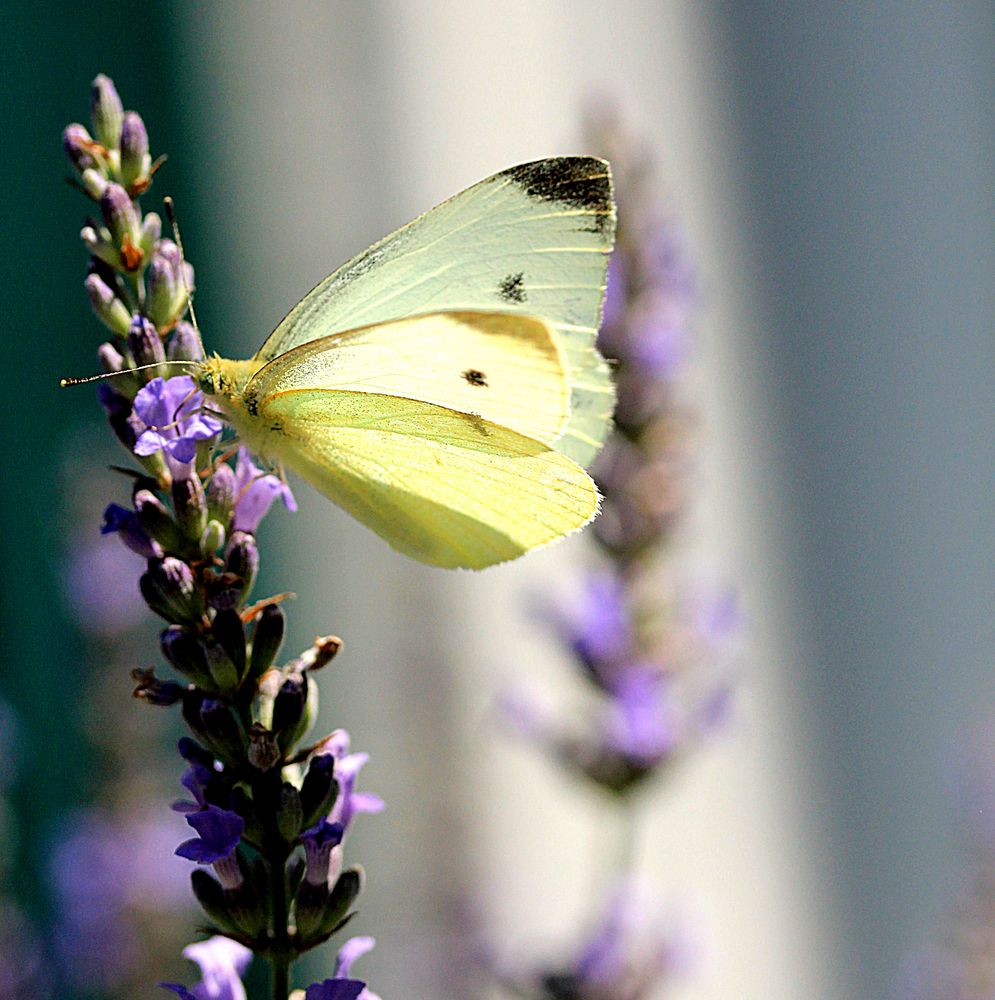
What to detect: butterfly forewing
<box><xmin>247</xmin><ymin>311</ymin><xmax>570</xmax><ymax>447</ymax></box>
<box><xmin>254</xmin><ymin>157</ymin><xmax>616</xmax><ymax>466</ymax></box>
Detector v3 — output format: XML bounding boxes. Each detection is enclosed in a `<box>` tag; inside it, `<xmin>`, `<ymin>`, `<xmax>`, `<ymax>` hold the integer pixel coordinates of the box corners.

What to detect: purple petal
<box><xmin>232</xmin><ymin>448</ymin><xmax>297</xmax><ymax>532</ymax></box>
<box><xmin>177</xmin><ymin>936</ymin><xmax>251</xmax><ymax>1000</ymax></box>
<box><xmin>165</xmin><ymin>435</ymin><xmax>198</xmax><ymax>464</ymax></box>
<box><xmin>305</xmin><ymin>982</ymin><xmax>365</xmax><ymax>1000</ymax></box>
<box><xmin>159</xmin><ymin>984</ymin><xmax>198</xmax><ymax>1000</ymax></box>
<box><xmin>134</xmin><ymin>428</ymin><xmax>171</xmax><ymax>457</ymax></box>
<box><xmin>604</xmin><ymin>666</ymin><xmax>677</xmax><ymax>766</ymax></box>
<box><xmin>101</xmin><ymin>502</ymin><xmax>162</xmax><ymax>559</ymax></box>
<box><xmin>175</xmin><ymin>806</ymin><xmax>243</xmax><ymax>863</ymax></box>
<box><xmin>334</xmin><ymin>936</ymin><xmax>376</xmax><ymax>978</ymax></box>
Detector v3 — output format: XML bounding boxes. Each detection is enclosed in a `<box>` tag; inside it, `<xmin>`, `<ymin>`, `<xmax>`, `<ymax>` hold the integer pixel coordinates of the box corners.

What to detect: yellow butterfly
<box><xmin>196</xmin><ymin>157</ymin><xmax>616</xmax><ymax>569</ymax></box>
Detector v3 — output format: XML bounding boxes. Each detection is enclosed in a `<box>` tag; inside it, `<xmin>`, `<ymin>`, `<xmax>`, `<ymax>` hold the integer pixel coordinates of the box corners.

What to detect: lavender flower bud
<box><xmin>189</xmin><ymin>870</ymin><xmax>242</xmax><ymax>938</ymax></box>
<box><xmin>248</xmin><ymin>604</ymin><xmax>285</xmax><ymax>680</ymax></box>
<box><xmin>130</xmin><ymin>667</ymin><xmax>187</xmax><ymax>706</ymax></box>
<box><xmin>196</xmin><ymin>697</ymin><xmax>247</xmax><ymax>766</ymax></box>
<box><xmin>317</xmin><ymin>867</ymin><xmax>363</xmax><ymax>940</ymax></box>
<box><xmin>80</xmin><ymin>167</ymin><xmax>108</xmax><ymax>199</ymax></box>
<box><xmin>204</xmin><ymin>571</ymin><xmax>244</xmax><ymax>612</ymax></box>
<box><xmin>273</xmin><ymin>673</ymin><xmax>310</xmax><ymax>751</ymax></box>
<box><xmin>246</xmin><ymin>723</ymin><xmax>282</xmax><ymax>771</ymax></box>
<box><xmin>147</xmin><ymin>252</ymin><xmax>178</xmax><ymax>329</ymax></box>
<box><xmin>140</xmin><ymin>556</ymin><xmax>204</xmax><ymax>624</ymax></box>
<box><xmin>168</xmin><ymin>321</ymin><xmax>205</xmax><ymax>363</ymax></box>
<box><xmin>293</xmin><ymin>634</ymin><xmax>343</xmax><ymax>674</ymax></box>
<box><xmin>85</xmin><ymin>272</ymin><xmax>132</xmax><ymax>336</ymax></box>
<box><xmin>225</xmin><ymin>531</ymin><xmax>259</xmax><ymax>597</ymax></box>
<box><xmin>212</xmin><ymin>608</ymin><xmax>247</xmax><ymax>683</ymax></box>
<box><xmin>119</xmin><ymin>111</ymin><xmax>149</xmax><ymax>188</ymax></box>
<box><xmin>200</xmin><ymin>519</ymin><xmax>226</xmax><ymax>559</ymax></box>
<box><xmin>127</xmin><ymin>314</ymin><xmax>165</xmax><ymax>371</ymax></box>
<box><xmin>222</xmin><ymin>873</ymin><xmax>267</xmax><ymax>938</ymax></box>
<box><xmin>160</xmin><ymin>626</ymin><xmax>215</xmax><ymax>688</ymax></box>
<box><xmin>80</xmin><ymin>225</ymin><xmax>117</xmax><ymax>269</ymax></box>
<box><xmin>97</xmin><ymin>383</ymin><xmax>138</xmax><ymax>449</ymax></box>
<box><xmin>206</xmin><ymin>463</ymin><xmax>237</xmax><ymax>524</ymax></box>
<box><xmin>101</xmin><ymin>503</ymin><xmax>163</xmax><ymax>559</ymax></box>
<box><xmin>134</xmin><ymin>488</ymin><xmax>183</xmax><ymax>552</ymax></box>
<box><xmin>140</xmin><ymin>212</ymin><xmax>162</xmax><ymax>259</ymax></box>
<box><xmin>97</xmin><ymin>342</ymin><xmax>125</xmax><ymax>374</ymax></box>
<box><xmin>300</xmin><ymin>752</ymin><xmax>338</xmax><ymax>828</ymax></box>
<box><xmin>205</xmin><ymin>640</ymin><xmax>240</xmax><ymax>692</ymax></box>
<box><xmin>62</xmin><ymin>123</ymin><xmax>97</xmax><ymax>173</ymax></box>
<box><xmin>294</xmin><ymin>822</ymin><xmax>347</xmax><ymax>940</ymax></box>
<box><xmin>172</xmin><ymin>472</ymin><xmax>207</xmax><ymax>540</ymax></box>
<box><xmin>293</xmin><ymin>883</ymin><xmax>330</xmax><ymax>945</ymax></box>
<box><xmin>147</xmin><ymin>239</ymin><xmax>192</xmax><ymax>329</ymax></box>
<box><xmin>99</xmin><ymin>183</ymin><xmax>142</xmax><ymax>269</ymax></box>
<box><xmin>277</xmin><ymin>783</ymin><xmax>304</xmax><ymax>842</ymax></box>
<box><xmin>90</xmin><ymin>74</ymin><xmax>124</xmax><ymax>148</ymax></box>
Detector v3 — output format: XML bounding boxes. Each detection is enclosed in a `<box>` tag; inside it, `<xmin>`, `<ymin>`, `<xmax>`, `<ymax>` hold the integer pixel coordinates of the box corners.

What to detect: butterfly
<box><xmin>196</xmin><ymin>157</ymin><xmax>616</xmax><ymax>569</ymax></box>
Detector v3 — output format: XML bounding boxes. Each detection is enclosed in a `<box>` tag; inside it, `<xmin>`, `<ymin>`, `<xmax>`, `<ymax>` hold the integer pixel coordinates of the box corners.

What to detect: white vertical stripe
<box><xmin>176</xmin><ymin>2</ymin><xmax>835</xmax><ymax>997</ymax></box>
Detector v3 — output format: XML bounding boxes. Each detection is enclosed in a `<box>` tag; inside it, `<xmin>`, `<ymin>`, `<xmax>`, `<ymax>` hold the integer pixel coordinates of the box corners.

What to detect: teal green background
<box><xmin>1</xmin><ymin>0</ymin><xmax>176</xmax><ymax>936</ymax></box>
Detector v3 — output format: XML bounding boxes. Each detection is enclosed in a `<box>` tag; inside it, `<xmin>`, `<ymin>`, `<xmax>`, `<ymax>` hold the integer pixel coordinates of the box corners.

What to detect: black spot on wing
<box><xmin>502</xmin><ymin>157</ymin><xmax>612</xmax><ymax>213</ymax></box>
<box><xmin>462</xmin><ymin>368</ymin><xmax>488</xmax><ymax>387</ymax></box>
<box><xmin>497</xmin><ymin>272</ymin><xmax>526</xmax><ymax>303</ymax></box>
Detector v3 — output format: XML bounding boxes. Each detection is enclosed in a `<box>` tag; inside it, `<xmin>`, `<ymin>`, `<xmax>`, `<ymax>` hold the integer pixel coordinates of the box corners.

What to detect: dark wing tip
<box><xmin>501</xmin><ymin>157</ymin><xmax>613</xmax><ymax>213</ymax></box>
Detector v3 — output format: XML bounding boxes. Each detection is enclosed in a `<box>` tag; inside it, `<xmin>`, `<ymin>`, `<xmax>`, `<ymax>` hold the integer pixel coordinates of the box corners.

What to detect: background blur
<box><xmin>2</xmin><ymin>2</ymin><xmax>993</xmax><ymax>998</ymax></box>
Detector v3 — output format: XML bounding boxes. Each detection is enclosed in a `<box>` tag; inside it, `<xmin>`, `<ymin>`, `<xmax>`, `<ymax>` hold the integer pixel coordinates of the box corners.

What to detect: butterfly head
<box><xmin>194</xmin><ymin>358</ymin><xmax>223</xmax><ymax>397</ymax></box>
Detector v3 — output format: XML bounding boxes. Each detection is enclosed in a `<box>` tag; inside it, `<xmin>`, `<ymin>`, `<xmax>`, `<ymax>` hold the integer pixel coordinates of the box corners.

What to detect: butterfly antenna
<box><xmin>164</xmin><ymin>196</ymin><xmax>207</xmax><ymax>358</ymax></box>
<box><xmin>60</xmin><ymin>360</ymin><xmax>194</xmax><ymax>387</ymax></box>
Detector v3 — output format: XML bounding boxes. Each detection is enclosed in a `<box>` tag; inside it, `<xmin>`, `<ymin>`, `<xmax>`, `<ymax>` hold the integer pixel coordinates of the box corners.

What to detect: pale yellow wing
<box><xmin>253</xmin><ymin>157</ymin><xmax>616</xmax><ymax>466</ymax></box>
<box><xmin>257</xmin><ymin>389</ymin><xmax>599</xmax><ymax>569</ymax></box>
<box><xmin>244</xmin><ymin>311</ymin><xmax>569</xmax><ymax>447</ymax></box>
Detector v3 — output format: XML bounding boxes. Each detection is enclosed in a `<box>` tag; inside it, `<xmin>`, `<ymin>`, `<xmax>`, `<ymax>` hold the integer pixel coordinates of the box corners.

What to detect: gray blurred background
<box><xmin>2</xmin><ymin>3</ymin><xmax>993</xmax><ymax>998</ymax></box>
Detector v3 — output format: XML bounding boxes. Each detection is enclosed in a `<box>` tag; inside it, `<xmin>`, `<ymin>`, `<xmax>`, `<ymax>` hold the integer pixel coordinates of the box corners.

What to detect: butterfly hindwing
<box><xmin>256</xmin><ymin>389</ymin><xmax>599</xmax><ymax>569</ymax></box>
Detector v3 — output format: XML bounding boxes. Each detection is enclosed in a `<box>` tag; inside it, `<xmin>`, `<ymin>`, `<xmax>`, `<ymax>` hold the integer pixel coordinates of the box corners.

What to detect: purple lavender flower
<box><xmin>148</xmin><ymin>239</ymin><xmax>195</xmax><ymax>331</ymax></box>
<box><xmin>161</xmin><ymin>936</ymin><xmax>251</xmax><ymax>1000</ymax></box>
<box><xmin>306</xmin><ymin>937</ymin><xmax>382</xmax><ymax>1000</ymax></box>
<box><xmin>603</xmin><ymin>665</ymin><xmax>677</xmax><ymax>768</ymax></box>
<box><xmin>551</xmin><ymin>574</ymin><xmax>633</xmax><ymax>684</ymax></box>
<box><xmin>568</xmin><ymin>884</ymin><xmax>689</xmax><ymax>1000</ymax></box>
<box><xmin>102</xmin><ymin>502</ymin><xmax>164</xmax><ymax>559</ymax></box>
<box><xmin>302</xmin><ymin>819</ymin><xmax>345</xmax><ymax>886</ymax></box>
<box><xmin>133</xmin><ymin>376</ymin><xmax>222</xmax><ymax>470</ymax></box>
<box><xmin>173</xmin><ymin>739</ymin><xmax>224</xmax><ymax>813</ymax></box>
<box><xmin>50</xmin><ymin>807</ymin><xmax>192</xmax><ymax>993</ymax></box>
<box><xmin>66</xmin><ymin>532</ymin><xmax>148</xmax><ymax>636</ymax></box>
<box><xmin>175</xmin><ymin>806</ymin><xmax>244</xmax><ymax>864</ymax></box>
<box><xmin>232</xmin><ymin>447</ymin><xmax>297</xmax><ymax>532</ymax></box>
<box><xmin>313</xmin><ymin>730</ymin><xmax>385</xmax><ymax>833</ymax></box>
<box><xmin>501</xmin><ymin>884</ymin><xmax>689</xmax><ymax>1000</ymax></box>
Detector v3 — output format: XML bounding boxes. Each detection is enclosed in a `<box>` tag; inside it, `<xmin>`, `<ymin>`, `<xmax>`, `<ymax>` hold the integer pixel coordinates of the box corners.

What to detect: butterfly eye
<box><xmin>196</xmin><ymin>369</ymin><xmax>217</xmax><ymax>395</ymax></box>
